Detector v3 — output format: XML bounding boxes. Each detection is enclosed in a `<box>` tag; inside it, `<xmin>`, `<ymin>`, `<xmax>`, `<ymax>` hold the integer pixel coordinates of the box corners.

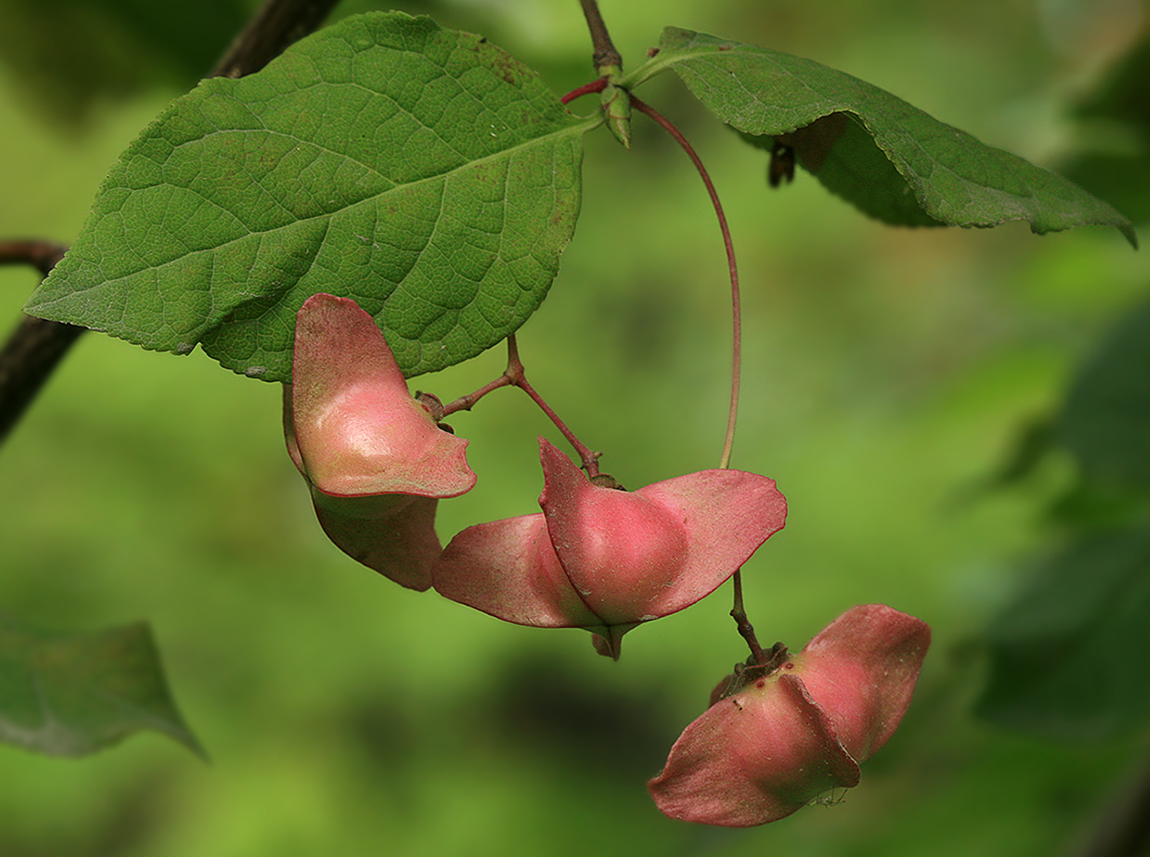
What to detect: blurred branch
<box><xmin>1072</xmin><ymin>747</ymin><xmax>1150</xmax><ymax>857</ymax></box>
<box><xmin>0</xmin><ymin>241</ymin><xmax>72</xmax><ymax>442</ymax></box>
<box><xmin>0</xmin><ymin>0</ymin><xmax>341</xmax><ymax>445</ymax></box>
<box><xmin>212</xmin><ymin>0</ymin><xmax>340</xmax><ymax>79</ymax></box>
<box><xmin>0</xmin><ymin>317</ymin><xmax>84</xmax><ymax>442</ymax></box>
<box><xmin>0</xmin><ymin>240</ymin><xmax>67</xmax><ymax>278</ymax></box>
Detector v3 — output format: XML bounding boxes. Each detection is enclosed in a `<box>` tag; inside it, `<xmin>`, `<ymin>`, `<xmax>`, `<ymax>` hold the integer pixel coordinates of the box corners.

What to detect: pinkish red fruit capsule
<box><xmin>648</xmin><ymin>604</ymin><xmax>930</xmax><ymax>826</ymax></box>
<box><xmin>431</xmin><ymin>438</ymin><xmax>787</xmax><ymax>657</ymax></box>
<box><xmin>285</xmin><ymin>294</ymin><xmax>476</xmax><ymax>590</ymax></box>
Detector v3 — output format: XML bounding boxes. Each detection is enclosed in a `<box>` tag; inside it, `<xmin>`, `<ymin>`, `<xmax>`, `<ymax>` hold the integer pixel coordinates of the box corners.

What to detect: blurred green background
<box><xmin>1</xmin><ymin>0</ymin><xmax>1147</xmax><ymax>854</ymax></box>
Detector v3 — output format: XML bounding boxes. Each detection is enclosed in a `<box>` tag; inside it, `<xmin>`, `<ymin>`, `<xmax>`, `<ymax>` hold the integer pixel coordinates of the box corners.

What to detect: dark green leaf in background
<box><xmin>0</xmin><ymin>0</ymin><xmax>248</xmax><ymax>123</ymax></box>
<box><xmin>0</xmin><ymin>615</ymin><xmax>204</xmax><ymax>758</ymax></box>
<box><xmin>630</xmin><ymin>28</ymin><xmax>1137</xmax><ymax>246</ymax></box>
<box><xmin>1059</xmin><ymin>295</ymin><xmax>1150</xmax><ymax>490</ymax></box>
<box><xmin>1063</xmin><ymin>35</ymin><xmax>1150</xmax><ymax>225</ymax></box>
<box><xmin>25</xmin><ymin>12</ymin><xmax>595</xmax><ymax>381</ymax></box>
<box><xmin>977</xmin><ymin>527</ymin><xmax>1150</xmax><ymax>740</ymax></box>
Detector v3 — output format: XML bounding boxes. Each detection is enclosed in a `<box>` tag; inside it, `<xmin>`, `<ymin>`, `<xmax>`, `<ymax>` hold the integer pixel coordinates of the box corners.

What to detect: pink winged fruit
<box><xmin>431</xmin><ymin>437</ymin><xmax>787</xmax><ymax>657</ymax></box>
<box><xmin>648</xmin><ymin>603</ymin><xmax>930</xmax><ymax>826</ymax></box>
<box><xmin>284</xmin><ymin>293</ymin><xmax>476</xmax><ymax>591</ymax></box>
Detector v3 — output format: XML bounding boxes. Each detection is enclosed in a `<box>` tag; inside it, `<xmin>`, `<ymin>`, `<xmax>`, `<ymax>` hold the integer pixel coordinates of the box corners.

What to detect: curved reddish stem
<box><xmin>629</xmin><ymin>95</ymin><xmax>755</xmax><ymax>656</ymax></box>
<box><xmin>629</xmin><ymin>94</ymin><xmax>742</xmax><ymax>471</ymax></box>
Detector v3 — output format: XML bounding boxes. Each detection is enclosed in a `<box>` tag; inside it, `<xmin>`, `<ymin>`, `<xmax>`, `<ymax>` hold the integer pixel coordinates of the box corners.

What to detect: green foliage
<box><xmin>1060</xmin><ymin>296</ymin><xmax>1150</xmax><ymax>488</ymax></box>
<box><xmin>25</xmin><ymin>12</ymin><xmax>594</xmax><ymax>382</ymax></box>
<box><xmin>0</xmin><ymin>615</ymin><xmax>203</xmax><ymax>758</ymax></box>
<box><xmin>23</xmin><ymin>14</ymin><xmax>1139</xmax><ymax>388</ymax></box>
<box><xmin>1063</xmin><ymin>36</ymin><xmax>1150</xmax><ymax>224</ymax></box>
<box><xmin>977</xmin><ymin>527</ymin><xmax>1150</xmax><ymax>739</ymax></box>
<box><xmin>0</xmin><ymin>0</ymin><xmax>248</xmax><ymax>122</ymax></box>
<box><xmin>629</xmin><ymin>27</ymin><xmax>1138</xmax><ymax>246</ymax></box>
<box><xmin>970</xmin><ymin>23</ymin><xmax>1149</xmax><ymax>744</ymax></box>
<box><xmin>3</xmin><ymin>0</ymin><xmax>1148</xmax><ymax>850</ymax></box>
<box><xmin>979</xmin><ymin>292</ymin><xmax>1150</xmax><ymax>740</ymax></box>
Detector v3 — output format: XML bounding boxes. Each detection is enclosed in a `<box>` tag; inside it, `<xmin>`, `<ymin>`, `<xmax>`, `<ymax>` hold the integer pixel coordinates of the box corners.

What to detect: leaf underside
<box><xmin>647</xmin><ymin>28</ymin><xmax>1137</xmax><ymax>247</ymax></box>
<box><xmin>0</xmin><ymin>615</ymin><xmax>204</xmax><ymax>758</ymax></box>
<box><xmin>25</xmin><ymin>12</ymin><xmax>594</xmax><ymax>381</ymax></box>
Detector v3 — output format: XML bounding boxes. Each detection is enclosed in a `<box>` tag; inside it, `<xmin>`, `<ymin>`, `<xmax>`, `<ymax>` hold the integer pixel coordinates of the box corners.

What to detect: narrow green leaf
<box><xmin>0</xmin><ymin>615</ymin><xmax>204</xmax><ymax>758</ymax></box>
<box><xmin>629</xmin><ymin>28</ymin><xmax>1137</xmax><ymax>246</ymax></box>
<box><xmin>25</xmin><ymin>12</ymin><xmax>596</xmax><ymax>381</ymax></box>
<box><xmin>976</xmin><ymin>528</ymin><xmax>1150</xmax><ymax>739</ymax></box>
<box><xmin>1059</xmin><ymin>295</ymin><xmax>1150</xmax><ymax>490</ymax></box>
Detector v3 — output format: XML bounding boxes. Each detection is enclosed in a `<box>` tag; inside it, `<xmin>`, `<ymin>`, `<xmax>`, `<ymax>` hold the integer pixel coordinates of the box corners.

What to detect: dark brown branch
<box><xmin>0</xmin><ymin>240</ymin><xmax>67</xmax><ymax>278</ymax></box>
<box><xmin>578</xmin><ymin>0</ymin><xmax>622</xmax><ymax>74</ymax></box>
<box><xmin>0</xmin><ymin>317</ymin><xmax>85</xmax><ymax>440</ymax></box>
<box><xmin>0</xmin><ymin>0</ymin><xmax>340</xmax><ymax>445</ymax></box>
<box><xmin>212</xmin><ymin>0</ymin><xmax>341</xmax><ymax>79</ymax></box>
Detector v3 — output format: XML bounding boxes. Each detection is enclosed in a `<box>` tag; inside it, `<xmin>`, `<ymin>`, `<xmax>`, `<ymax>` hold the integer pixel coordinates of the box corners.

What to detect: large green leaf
<box><xmin>25</xmin><ymin>12</ymin><xmax>595</xmax><ymax>381</ymax></box>
<box><xmin>0</xmin><ymin>615</ymin><xmax>204</xmax><ymax>758</ymax></box>
<box><xmin>627</xmin><ymin>28</ymin><xmax>1137</xmax><ymax>246</ymax></box>
<box><xmin>977</xmin><ymin>527</ymin><xmax>1150</xmax><ymax>739</ymax></box>
<box><xmin>1059</xmin><ymin>295</ymin><xmax>1150</xmax><ymax>490</ymax></box>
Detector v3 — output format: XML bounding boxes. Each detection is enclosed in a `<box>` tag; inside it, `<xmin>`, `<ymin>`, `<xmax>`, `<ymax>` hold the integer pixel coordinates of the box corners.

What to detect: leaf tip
<box><xmin>1119</xmin><ymin>223</ymin><xmax>1139</xmax><ymax>250</ymax></box>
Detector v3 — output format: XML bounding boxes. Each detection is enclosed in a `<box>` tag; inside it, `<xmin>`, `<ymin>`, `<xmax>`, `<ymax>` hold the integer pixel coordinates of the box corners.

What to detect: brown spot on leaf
<box><xmin>486</xmin><ymin>53</ymin><xmax>521</xmax><ymax>85</ymax></box>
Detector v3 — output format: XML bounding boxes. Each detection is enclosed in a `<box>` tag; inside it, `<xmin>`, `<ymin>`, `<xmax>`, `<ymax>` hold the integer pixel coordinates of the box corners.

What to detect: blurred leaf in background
<box><xmin>1062</xmin><ymin>36</ymin><xmax>1150</xmax><ymax>225</ymax></box>
<box><xmin>0</xmin><ymin>614</ymin><xmax>204</xmax><ymax>758</ymax></box>
<box><xmin>1059</xmin><ymin>294</ymin><xmax>1150</xmax><ymax>490</ymax></box>
<box><xmin>978</xmin><ymin>527</ymin><xmax>1150</xmax><ymax>740</ymax></box>
<box><xmin>0</xmin><ymin>0</ymin><xmax>250</xmax><ymax>124</ymax></box>
<box><xmin>979</xmin><ymin>281</ymin><xmax>1150</xmax><ymax>744</ymax></box>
